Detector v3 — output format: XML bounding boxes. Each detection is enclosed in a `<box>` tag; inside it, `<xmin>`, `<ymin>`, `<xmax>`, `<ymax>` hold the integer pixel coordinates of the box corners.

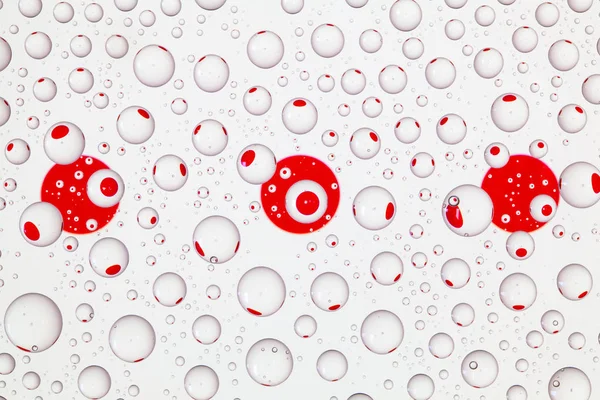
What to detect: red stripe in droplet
<box><xmin>23</xmin><ymin>221</ymin><xmax>40</xmax><ymax>241</ymax></box>
<box><xmin>105</xmin><ymin>264</ymin><xmax>121</xmax><ymax>275</ymax></box>
<box><xmin>51</xmin><ymin>125</ymin><xmax>69</xmax><ymax>139</ymax></box>
<box><xmin>385</xmin><ymin>202</ymin><xmax>395</xmax><ymax>220</ymax></box>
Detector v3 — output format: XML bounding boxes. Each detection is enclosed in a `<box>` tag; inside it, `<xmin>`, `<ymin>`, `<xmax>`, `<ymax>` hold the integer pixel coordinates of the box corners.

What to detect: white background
<box><xmin>1</xmin><ymin>0</ymin><xmax>600</xmax><ymax>399</ymax></box>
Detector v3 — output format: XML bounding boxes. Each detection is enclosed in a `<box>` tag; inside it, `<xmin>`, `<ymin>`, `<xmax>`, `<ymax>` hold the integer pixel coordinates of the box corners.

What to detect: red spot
<box><xmin>100</xmin><ymin>177</ymin><xmax>119</xmax><ymax>197</ymax></box>
<box><xmin>51</xmin><ymin>125</ymin><xmax>69</xmax><ymax>139</ymax></box>
<box><xmin>503</xmin><ymin>94</ymin><xmax>517</xmax><ymax>102</ymax></box>
<box><xmin>541</xmin><ymin>204</ymin><xmax>552</xmax><ymax>216</ymax></box>
<box><xmin>138</xmin><ymin>109</ymin><xmax>150</xmax><ymax>119</ymax></box>
<box><xmin>194</xmin><ymin>124</ymin><xmax>201</xmax><ymax>135</ymax></box>
<box><xmin>38</xmin><ymin>78</ymin><xmax>45</xmax><ymax>83</ymax></box>
<box><xmin>445</xmin><ymin>279</ymin><xmax>454</xmax><ymax>287</ymax></box>
<box><xmin>7</xmin><ymin>143</ymin><xmax>13</xmax><ymax>151</ymax></box>
<box><xmin>175</xmin><ymin>297</ymin><xmax>183</xmax><ymax>305</ymax></box>
<box><xmin>105</xmin><ymin>264</ymin><xmax>121</xmax><ymax>275</ymax></box>
<box><xmin>247</xmin><ymin>308</ymin><xmax>262</xmax><ymax>316</ymax></box>
<box><xmin>249</xmin><ymin>87</ymin><xmax>257</xmax><ymax>93</ymax></box>
<box><xmin>329</xmin><ymin>131</ymin><xmax>335</xmax><ymax>137</ymax></box>
<box><xmin>430</xmin><ymin>58</ymin><xmax>437</xmax><ymax>63</ymax></box>
<box><xmin>411</xmin><ymin>158</ymin><xmax>417</xmax><ymax>167</ymax></box>
<box><xmin>457</xmin><ymin>323</ymin><xmax>463</xmax><ymax>326</ymax></box>
<box><xmin>592</xmin><ymin>173</ymin><xmax>600</xmax><ymax>193</ymax></box>
<box><xmin>77</xmin><ymin>68</ymin><xmax>84</xmax><ymax>72</ymax></box>
<box><xmin>23</xmin><ymin>222</ymin><xmax>41</xmax><ymax>241</ymax></box>
<box><xmin>326</xmin><ymin>23</ymin><xmax>334</xmax><ymax>26</ymax></box>
<box><xmin>440</xmin><ymin>117</ymin><xmax>448</xmax><ymax>125</ymax></box>
<box><xmin>222</xmin><ymin>127</ymin><xmax>228</xmax><ymax>136</ymax></box>
<box><xmin>199</xmin><ymin>56</ymin><xmax>206</xmax><ymax>62</ymax></box>
<box><xmin>296</xmin><ymin>191</ymin><xmax>320</xmax><ymax>215</ymax></box>
<box><xmin>395</xmin><ymin>121</ymin><xmax>401</xmax><ymax>128</ymax></box>
<box><xmin>293</xmin><ymin>99</ymin><xmax>307</xmax><ymax>107</ymax></box>
<box><xmin>445</xmin><ymin>205</ymin><xmax>463</xmax><ymax>228</ymax></box>
<box><xmin>328</xmin><ymin>304</ymin><xmax>340</xmax><ymax>311</ymax></box>
<box><xmin>483</xmin><ymin>48</ymin><xmax>491</xmax><ymax>51</ymax></box>
<box><xmin>553</xmin><ymin>330</ymin><xmax>559</xmax><ymax>334</ymax></box>
<box><xmin>355</xmin><ymin>69</ymin><xmax>361</xmax><ymax>74</ymax></box>
<box><xmin>153</xmin><ymin>165</ymin><xmax>156</xmax><ymax>175</ymax></box>
<box><xmin>369</xmin><ymin>132</ymin><xmax>378</xmax><ymax>142</ymax></box>
<box><xmin>537</xmin><ymin>142</ymin><xmax>544</xmax><ymax>148</ymax></box>
<box><xmin>385</xmin><ymin>202</ymin><xmax>395</xmax><ymax>220</ymax></box>
<box><xmin>303</xmin><ymin>335</ymin><xmax>309</xmax><ymax>338</ymax></box>
<box><xmin>17</xmin><ymin>346</ymin><xmax>31</xmax><ymax>352</ymax></box>
<box><xmin>578</xmin><ymin>291</ymin><xmax>588</xmax><ymax>299</ymax></box>
<box><xmin>257</xmin><ymin>30</ymin><xmax>266</xmax><ymax>34</ymax></box>
<box><xmin>240</xmin><ymin>150</ymin><xmax>256</xmax><ymax>167</ymax></box>
<box><xmin>234</xmin><ymin>241</ymin><xmax>240</xmax><ymax>252</ymax></box>
<box><xmin>515</xmin><ymin>248</ymin><xmax>527</xmax><ymax>257</ymax></box>
<box><xmin>513</xmin><ymin>305</ymin><xmax>525</xmax><ymax>310</ymax></box>
<box><xmin>150</xmin><ymin>216</ymin><xmax>157</xmax><ymax>224</ymax></box>
<box><xmin>133</xmin><ymin>358</ymin><xmax>144</xmax><ymax>363</ymax></box>
<box><xmin>179</xmin><ymin>163</ymin><xmax>187</xmax><ymax>176</ymax></box>
<box><xmin>158</xmin><ymin>45</ymin><xmax>168</xmax><ymax>51</ymax></box>
<box><xmin>195</xmin><ymin>241</ymin><xmax>205</xmax><ymax>256</ymax></box>
<box><xmin>394</xmin><ymin>273</ymin><xmax>401</xmax><ymax>282</ymax></box>
<box><xmin>575</xmin><ymin>106</ymin><xmax>583</xmax><ymax>114</ymax></box>
<box><xmin>565</xmin><ymin>40</ymin><xmax>572</xmax><ymax>44</ymax></box>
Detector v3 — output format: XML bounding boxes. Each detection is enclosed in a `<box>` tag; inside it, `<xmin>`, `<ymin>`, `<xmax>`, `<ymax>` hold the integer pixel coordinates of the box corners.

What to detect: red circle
<box><xmin>100</xmin><ymin>177</ymin><xmax>118</xmax><ymax>197</ymax></box>
<box><xmin>261</xmin><ymin>155</ymin><xmax>340</xmax><ymax>234</ymax></box>
<box><xmin>481</xmin><ymin>155</ymin><xmax>559</xmax><ymax>233</ymax></box>
<box><xmin>296</xmin><ymin>191</ymin><xmax>320</xmax><ymax>215</ymax></box>
<box><xmin>516</xmin><ymin>248</ymin><xmax>527</xmax><ymax>257</ymax></box>
<box><xmin>541</xmin><ymin>204</ymin><xmax>552</xmax><ymax>216</ymax></box>
<box><xmin>41</xmin><ymin>156</ymin><xmax>119</xmax><ymax>234</ymax></box>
